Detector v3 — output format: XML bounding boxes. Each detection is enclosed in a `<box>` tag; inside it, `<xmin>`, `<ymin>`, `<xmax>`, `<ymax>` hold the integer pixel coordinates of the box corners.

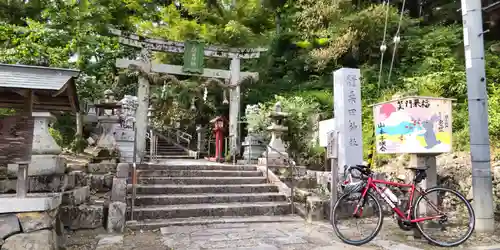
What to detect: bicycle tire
<box><xmin>413</xmin><ymin>187</ymin><xmax>475</xmax><ymax>247</ymax></box>
<box><xmin>331</xmin><ymin>190</ymin><xmax>383</xmax><ymax>246</ymax></box>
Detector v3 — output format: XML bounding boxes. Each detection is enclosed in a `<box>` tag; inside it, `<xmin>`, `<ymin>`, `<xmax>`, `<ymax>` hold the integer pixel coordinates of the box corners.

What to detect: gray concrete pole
<box><xmin>461</xmin><ymin>0</ymin><xmax>495</xmax><ymax>232</ymax></box>
<box><xmin>135</xmin><ymin>77</ymin><xmax>150</xmax><ymax>162</ymax></box>
<box><xmin>229</xmin><ymin>57</ymin><xmax>241</xmax><ymax>157</ymax></box>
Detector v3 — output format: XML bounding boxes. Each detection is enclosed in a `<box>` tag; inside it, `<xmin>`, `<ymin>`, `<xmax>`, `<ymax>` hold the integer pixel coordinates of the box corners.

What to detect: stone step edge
<box><xmin>126</xmin><ymin>183</ymin><xmax>277</xmax><ymax>189</ymax></box>
<box><xmin>139</xmin><ymin>163</ymin><xmax>257</xmax><ymax>167</ymax></box>
<box><xmin>129</xmin><ymin>201</ymin><xmax>290</xmax><ymax>211</ymax></box>
<box><xmin>126</xmin><ymin>215</ymin><xmax>304</xmax><ymax>230</ymax></box>
<box><xmin>136</xmin><ymin>170</ymin><xmax>262</xmax><ymax>173</ymax></box>
<box><xmin>127</xmin><ymin>192</ymin><xmax>285</xmax><ymax>199</ymax></box>
<box><xmin>135</xmin><ymin>176</ymin><xmax>266</xmax><ymax>180</ymax></box>
<box><xmin>134</xmin><ymin>166</ymin><xmax>258</xmax><ymax>170</ymax></box>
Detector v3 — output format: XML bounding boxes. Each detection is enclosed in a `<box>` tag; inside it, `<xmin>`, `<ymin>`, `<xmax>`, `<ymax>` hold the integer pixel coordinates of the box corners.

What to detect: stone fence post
<box><xmin>108</xmin><ymin>163</ymin><xmax>128</xmax><ymax>233</ymax></box>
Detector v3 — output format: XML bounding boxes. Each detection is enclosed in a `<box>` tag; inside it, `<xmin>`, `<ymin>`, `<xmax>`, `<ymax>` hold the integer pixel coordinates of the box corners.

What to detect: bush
<box><xmin>70</xmin><ymin>135</ymin><xmax>88</xmax><ymax>153</ymax></box>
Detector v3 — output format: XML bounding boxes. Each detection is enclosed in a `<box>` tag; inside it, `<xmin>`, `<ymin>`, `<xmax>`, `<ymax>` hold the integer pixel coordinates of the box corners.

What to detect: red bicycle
<box><xmin>332</xmin><ymin>164</ymin><xmax>475</xmax><ymax>247</ymax></box>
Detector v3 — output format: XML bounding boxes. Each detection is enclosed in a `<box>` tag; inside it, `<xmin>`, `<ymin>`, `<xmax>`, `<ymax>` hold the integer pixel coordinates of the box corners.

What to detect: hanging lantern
<box><xmin>222</xmin><ymin>89</ymin><xmax>229</xmax><ymax>105</ymax></box>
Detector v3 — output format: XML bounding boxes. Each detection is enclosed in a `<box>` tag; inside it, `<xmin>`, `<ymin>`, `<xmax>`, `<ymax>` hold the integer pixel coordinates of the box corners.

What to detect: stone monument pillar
<box><xmin>115</xmin><ymin>95</ymin><xmax>138</xmax><ymax>162</ymax></box>
<box><xmin>258</xmin><ymin>102</ymin><xmax>289</xmax><ymax>167</ymax></box>
<box><xmin>9</xmin><ymin>112</ymin><xmax>66</xmax><ymax>176</ymax></box>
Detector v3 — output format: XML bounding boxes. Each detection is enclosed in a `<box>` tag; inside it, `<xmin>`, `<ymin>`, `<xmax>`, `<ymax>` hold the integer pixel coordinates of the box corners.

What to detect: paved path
<box><xmin>92</xmin><ymin>218</ymin><xmax>386</xmax><ymax>250</ymax></box>
<box><xmin>158</xmin><ymin>220</ymin><xmax>378</xmax><ymax>249</ymax></box>
<box><xmin>89</xmin><ymin>217</ymin><xmax>500</xmax><ymax>250</ymax></box>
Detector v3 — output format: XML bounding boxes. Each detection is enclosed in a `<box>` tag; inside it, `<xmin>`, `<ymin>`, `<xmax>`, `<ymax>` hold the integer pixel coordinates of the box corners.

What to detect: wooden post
<box><xmin>76</xmin><ymin>112</ymin><xmax>83</xmax><ymax>136</ymax></box>
<box><xmin>410</xmin><ymin>153</ymin><xmax>438</xmax><ymax>238</ymax></box>
<box><xmin>17</xmin><ymin>89</ymin><xmax>33</xmax><ymax>198</ymax></box>
<box><xmin>327</xmin><ymin>130</ymin><xmax>339</xmax><ymax>222</ymax></box>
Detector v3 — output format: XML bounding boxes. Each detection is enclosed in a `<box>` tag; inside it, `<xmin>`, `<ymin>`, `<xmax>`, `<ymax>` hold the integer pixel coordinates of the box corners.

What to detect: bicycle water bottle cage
<box><xmin>414</xmin><ymin>169</ymin><xmax>427</xmax><ymax>184</ymax></box>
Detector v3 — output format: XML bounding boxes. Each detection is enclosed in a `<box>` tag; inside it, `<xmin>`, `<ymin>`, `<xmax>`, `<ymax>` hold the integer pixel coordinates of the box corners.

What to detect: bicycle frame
<box><xmin>354</xmin><ymin>177</ymin><xmax>444</xmax><ymax>223</ymax></box>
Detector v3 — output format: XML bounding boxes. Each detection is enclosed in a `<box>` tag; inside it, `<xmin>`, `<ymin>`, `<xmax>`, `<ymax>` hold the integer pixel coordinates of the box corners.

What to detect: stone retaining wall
<box><xmin>0</xmin><ymin>210</ymin><xmax>64</xmax><ymax>250</ymax></box>
<box><xmin>0</xmin><ymin>161</ymin><xmax>117</xmax><ymax>235</ymax></box>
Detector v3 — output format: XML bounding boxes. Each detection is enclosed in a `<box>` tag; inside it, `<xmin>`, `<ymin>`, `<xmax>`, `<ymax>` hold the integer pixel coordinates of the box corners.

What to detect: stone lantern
<box><xmin>258</xmin><ymin>102</ymin><xmax>289</xmax><ymax>167</ymax></box>
<box><xmin>93</xmin><ymin>89</ymin><xmax>121</xmax><ymax>162</ymax></box>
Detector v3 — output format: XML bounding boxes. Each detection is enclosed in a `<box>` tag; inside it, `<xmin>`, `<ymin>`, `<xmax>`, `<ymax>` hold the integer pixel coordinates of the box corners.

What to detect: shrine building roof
<box><xmin>0</xmin><ymin>63</ymin><xmax>81</xmax><ymax>112</ymax></box>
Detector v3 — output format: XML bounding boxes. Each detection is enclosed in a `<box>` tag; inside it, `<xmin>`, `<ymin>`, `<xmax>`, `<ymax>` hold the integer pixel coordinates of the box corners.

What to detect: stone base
<box><xmin>257</xmin><ymin>157</ymin><xmax>288</xmax><ymax>167</ymax></box>
<box><xmin>0</xmin><ymin>187</ymin><xmax>89</xmax><ymax>208</ymax></box>
<box><xmin>107</xmin><ymin>201</ymin><xmax>126</xmax><ymax>233</ymax></box>
<box><xmin>60</xmin><ymin>204</ymin><xmax>104</xmax><ymax>230</ymax></box>
<box><xmin>0</xmin><ymin>197</ymin><xmax>61</xmax><ymax>213</ymax></box>
<box><xmin>87</xmin><ymin>163</ymin><xmax>116</xmax><ymax>174</ymax></box>
<box><xmin>0</xmin><ymin>174</ymin><xmax>76</xmax><ymax>193</ymax></box>
<box><xmin>61</xmin><ymin>186</ymin><xmax>90</xmax><ymax>206</ymax></box>
<box><xmin>87</xmin><ymin>174</ymin><xmax>113</xmax><ymax>193</ymax></box>
<box><xmin>237</xmin><ymin>159</ymin><xmax>258</xmax><ymax>165</ymax></box>
<box><xmin>306</xmin><ymin>196</ymin><xmax>324</xmax><ymax>223</ymax></box>
<box><xmin>7</xmin><ymin>155</ymin><xmax>66</xmax><ymax>176</ymax></box>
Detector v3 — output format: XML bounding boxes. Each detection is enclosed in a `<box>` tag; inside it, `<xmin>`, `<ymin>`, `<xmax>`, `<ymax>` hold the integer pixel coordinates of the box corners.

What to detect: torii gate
<box><xmin>110</xmin><ymin>28</ymin><xmax>264</xmax><ymax>159</ymax></box>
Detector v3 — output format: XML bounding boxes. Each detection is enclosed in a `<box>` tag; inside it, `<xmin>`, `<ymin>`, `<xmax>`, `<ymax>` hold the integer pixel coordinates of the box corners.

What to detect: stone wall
<box><xmin>63</xmin><ymin>162</ymin><xmax>115</xmax><ymax>230</ymax></box>
<box><xmin>0</xmin><ymin>210</ymin><xmax>64</xmax><ymax>250</ymax></box>
<box><xmin>0</xmin><ymin>161</ymin><xmax>114</xmax><ymax>233</ymax></box>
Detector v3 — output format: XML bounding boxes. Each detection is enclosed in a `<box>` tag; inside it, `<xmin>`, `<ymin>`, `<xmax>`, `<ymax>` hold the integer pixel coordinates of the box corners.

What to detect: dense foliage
<box><xmin>2</xmin><ymin>0</ymin><xmax>500</xmax><ymax>167</ymax></box>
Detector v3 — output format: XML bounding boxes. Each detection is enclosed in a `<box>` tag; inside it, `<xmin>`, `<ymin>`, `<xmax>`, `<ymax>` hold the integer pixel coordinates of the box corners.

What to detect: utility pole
<box><xmin>461</xmin><ymin>0</ymin><xmax>495</xmax><ymax>232</ymax></box>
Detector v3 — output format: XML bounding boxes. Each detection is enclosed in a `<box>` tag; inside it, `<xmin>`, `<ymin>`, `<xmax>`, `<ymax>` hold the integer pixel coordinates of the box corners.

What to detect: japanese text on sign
<box><xmin>333</xmin><ymin>68</ymin><xmax>363</xmax><ymax>172</ymax></box>
<box><xmin>373</xmin><ymin>97</ymin><xmax>453</xmax><ymax>154</ymax></box>
<box><xmin>345</xmin><ymin>74</ymin><xmax>360</xmax><ymax>148</ymax></box>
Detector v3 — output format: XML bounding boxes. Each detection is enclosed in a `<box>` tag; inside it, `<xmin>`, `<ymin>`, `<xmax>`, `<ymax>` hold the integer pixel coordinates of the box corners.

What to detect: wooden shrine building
<box><xmin>0</xmin><ymin>63</ymin><xmax>80</xmax><ymax>113</ymax></box>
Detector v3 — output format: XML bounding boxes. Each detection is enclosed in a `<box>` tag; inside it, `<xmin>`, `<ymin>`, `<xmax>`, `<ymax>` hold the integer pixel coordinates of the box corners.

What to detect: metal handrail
<box><xmin>256</xmin><ymin>139</ymin><xmax>296</xmax><ymax>215</ymax></box>
<box><xmin>146</xmin><ymin>130</ymin><xmax>158</xmax><ymax>162</ymax></box>
<box><xmin>161</xmin><ymin>125</ymin><xmax>192</xmax><ymax>147</ymax></box>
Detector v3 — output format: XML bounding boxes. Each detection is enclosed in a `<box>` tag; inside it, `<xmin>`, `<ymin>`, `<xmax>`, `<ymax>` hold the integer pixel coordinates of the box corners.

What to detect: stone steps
<box><xmin>136</xmin><ymin>169</ymin><xmax>263</xmax><ymax>177</ymax></box>
<box><xmin>144</xmin><ymin>155</ymin><xmax>193</xmax><ymax>160</ymax></box>
<box><xmin>145</xmin><ymin>147</ymin><xmax>187</xmax><ymax>153</ymax></box>
<box><xmin>135</xmin><ymin>176</ymin><xmax>267</xmax><ymax>185</ymax></box>
<box><xmin>127</xmin><ymin>183</ymin><xmax>279</xmax><ymax>194</ymax></box>
<box><xmin>135</xmin><ymin>164</ymin><xmax>257</xmax><ymax>171</ymax></box>
<box><xmin>125</xmin><ymin>215</ymin><xmax>303</xmax><ymax>230</ymax></box>
<box><xmin>125</xmin><ymin>161</ymin><xmax>290</xmax><ymax>229</ymax></box>
<box><xmin>127</xmin><ymin>192</ymin><xmax>286</xmax><ymax>206</ymax></box>
<box><xmin>126</xmin><ymin>202</ymin><xmax>290</xmax><ymax>220</ymax></box>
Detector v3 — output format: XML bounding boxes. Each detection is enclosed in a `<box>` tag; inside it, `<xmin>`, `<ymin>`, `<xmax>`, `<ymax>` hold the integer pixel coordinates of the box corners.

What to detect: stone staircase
<box><xmin>125</xmin><ymin>162</ymin><xmax>291</xmax><ymax>229</ymax></box>
<box><xmin>145</xmin><ymin>135</ymin><xmax>194</xmax><ymax>160</ymax></box>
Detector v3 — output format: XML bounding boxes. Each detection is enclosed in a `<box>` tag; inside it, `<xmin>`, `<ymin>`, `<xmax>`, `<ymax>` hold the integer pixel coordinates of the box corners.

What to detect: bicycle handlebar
<box><xmin>345</xmin><ymin>164</ymin><xmax>372</xmax><ymax>179</ymax></box>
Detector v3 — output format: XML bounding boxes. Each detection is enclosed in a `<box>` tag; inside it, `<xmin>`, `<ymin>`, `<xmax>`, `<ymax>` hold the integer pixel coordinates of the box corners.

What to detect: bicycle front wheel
<box><xmin>331</xmin><ymin>190</ymin><xmax>383</xmax><ymax>246</ymax></box>
<box><xmin>413</xmin><ymin>187</ymin><xmax>475</xmax><ymax>247</ymax></box>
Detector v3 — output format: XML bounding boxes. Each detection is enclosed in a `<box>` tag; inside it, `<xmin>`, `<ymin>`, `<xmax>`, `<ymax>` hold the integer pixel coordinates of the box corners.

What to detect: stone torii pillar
<box><xmin>229</xmin><ymin>58</ymin><xmax>241</xmax><ymax>156</ymax></box>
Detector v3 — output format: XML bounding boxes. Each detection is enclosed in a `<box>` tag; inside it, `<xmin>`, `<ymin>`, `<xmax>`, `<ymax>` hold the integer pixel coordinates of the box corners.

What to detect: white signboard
<box><xmin>327</xmin><ymin>130</ymin><xmax>338</xmax><ymax>159</ymax></box>
<box><xmin>333</xmin><ymin>68</ymin><xmax>363</xmax><ymax>173</ymax></box>
<box><xmin>319</xmin><ymin>118</ymin><xmax>335</xmax><ymax>147</ymax></box>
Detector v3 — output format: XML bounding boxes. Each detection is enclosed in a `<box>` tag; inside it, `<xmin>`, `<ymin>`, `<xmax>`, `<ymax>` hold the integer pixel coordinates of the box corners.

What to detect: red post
<box><xmin>214</xmin><ymin>127</ymin><xmax>221</xmax><ymax>162</ymax></box>
<box><xmin>209</xmin><ymin>116</ymin><xmax>227</xmax><ymax>163</ymax></box>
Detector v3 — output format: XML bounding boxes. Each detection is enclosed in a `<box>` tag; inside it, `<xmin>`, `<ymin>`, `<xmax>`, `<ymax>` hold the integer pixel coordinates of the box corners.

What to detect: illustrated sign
<box><xmin>373</xmin><ymin>96</ymin><xmax>453</xmax><ymax>154</ymax></box>
<box><xmin>0</xmin><ymin>116</ymin><xmax>35</xmax><ymax>165</ymax></box>
<box><xmin>183</xmin><ymin>40</ymin><xmax>205</xmax><ymax>74</ymax></box>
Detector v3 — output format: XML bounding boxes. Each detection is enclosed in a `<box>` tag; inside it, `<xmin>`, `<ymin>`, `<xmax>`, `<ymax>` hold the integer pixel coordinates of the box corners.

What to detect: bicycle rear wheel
<box><xmin>413</xmin><ymin>187</ymin><xmax>475</xmax><ymax>247</ymax></box>
<box><xmin>331</xmin><ymin>190</ymin><xmax>383</xmax><ymax>246</ymax></box>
